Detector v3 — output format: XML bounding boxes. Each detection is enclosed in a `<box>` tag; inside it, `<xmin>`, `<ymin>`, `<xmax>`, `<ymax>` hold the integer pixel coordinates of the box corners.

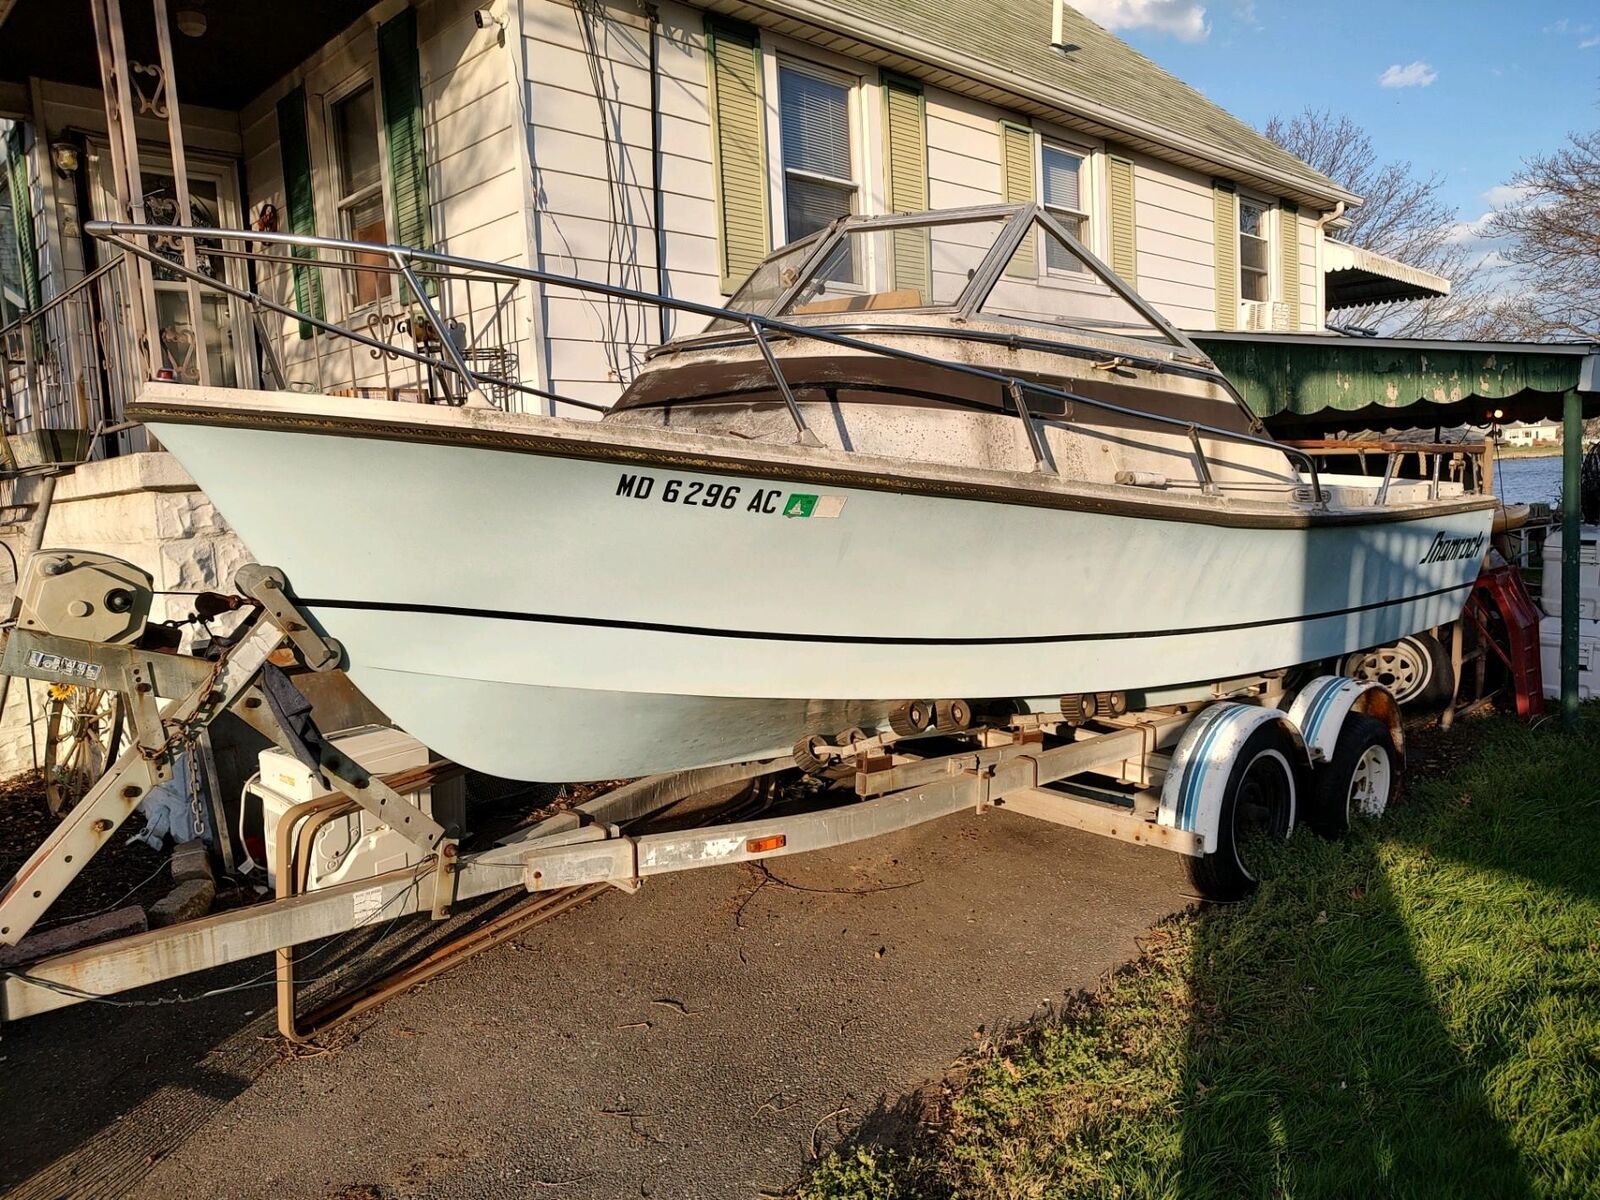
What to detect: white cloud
<box><xmin>1074</xmin><ymin>0</ymin><xmax>1210</xmax><ymax>41</ymax></box>
<box><xmin>1581</xmin><ymin>35</ymin><xmax>1600</xmax><ymax>48</ymax></box>
<box><xmin>1378</xmin><ymin>61</ymin><xmax>1438</xmax><ymax>88</ymax></box>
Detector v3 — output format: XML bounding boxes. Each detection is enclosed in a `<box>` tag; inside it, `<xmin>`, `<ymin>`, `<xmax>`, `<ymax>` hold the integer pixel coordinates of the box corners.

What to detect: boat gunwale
<box><xmin>130</xmin><ymin>385</ymin><xmax>1501</xmax><ymax>534</ymax></box>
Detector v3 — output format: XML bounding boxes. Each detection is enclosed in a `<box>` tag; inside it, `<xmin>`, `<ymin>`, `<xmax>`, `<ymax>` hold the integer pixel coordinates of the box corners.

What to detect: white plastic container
<box><xmin>1539</xmin><ymin>614</ymin><xmax>1600</xmax><ymax>701</ymax></box>
<box><xmin>246</xmin><ymin>726</ymin><xmax>464</xmax><ymax>889</ymax></box>
<box><xmin>1541</xmin><ymin>526</ymin><xmax>1600</xmax><ymax>619</ymax></box>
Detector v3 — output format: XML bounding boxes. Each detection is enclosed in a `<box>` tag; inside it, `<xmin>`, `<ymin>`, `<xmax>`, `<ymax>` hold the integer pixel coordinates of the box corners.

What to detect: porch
<box><xmin>0</xmin><ymin>0</ymin><xmax>534</xmax><ymax>465</ymax></box>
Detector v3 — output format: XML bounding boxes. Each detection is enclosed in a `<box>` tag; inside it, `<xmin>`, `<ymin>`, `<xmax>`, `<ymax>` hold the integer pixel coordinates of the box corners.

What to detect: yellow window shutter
<box><xmin>1212</xmin><ymin>181</ymin><xmax>1238</xmax><ymax>331</ymax></box>
<box><xmin>999</xmin><ymin>121</ymin><xmax>1036</xmax><ymax>276</ymax></box>
<box><xmin>705</xmin><ymin>18</ymin><xmax>769</xmax><ymax>294</ymax></box>
<box><xmin>1278</xmin><ymin>201</ymin><xmax>1301</xmax><ymax>330</ymax></box>
<box><xmin>1107</xmin><ymin>154</ymin><xmax>1137</xmax><ymax>285</ymax></box>
<box><xmin>883</xmin><ymin>74</ymin><xmax>930</xmax><ymax>303</ymax></box>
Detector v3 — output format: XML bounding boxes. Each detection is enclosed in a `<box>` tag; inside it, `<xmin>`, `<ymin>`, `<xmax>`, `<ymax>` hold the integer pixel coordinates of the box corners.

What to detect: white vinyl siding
<box><xmin>238</xmin><ymin>0</ymin><xmax>532</xmax><ymax>401</ymax></box>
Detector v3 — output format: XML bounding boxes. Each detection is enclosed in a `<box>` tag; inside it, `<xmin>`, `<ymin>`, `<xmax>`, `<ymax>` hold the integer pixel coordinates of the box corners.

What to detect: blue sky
<box><xmin>1077</xmin><ymin>0</ymin><xmax>1600</xmax><ymax>234</ymax></box>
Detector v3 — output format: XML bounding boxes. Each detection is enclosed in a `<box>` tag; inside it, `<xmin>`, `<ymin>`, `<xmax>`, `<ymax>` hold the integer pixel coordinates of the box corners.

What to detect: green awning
<box><xmin>1194</xmin><ymin>332</ymin><xmax>1600</xmax><ymax>430</ymax></box>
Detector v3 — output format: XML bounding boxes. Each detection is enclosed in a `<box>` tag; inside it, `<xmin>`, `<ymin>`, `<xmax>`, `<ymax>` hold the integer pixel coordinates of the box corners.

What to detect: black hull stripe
<box><xmin>302</xmin><ymin>581</ymin><xmax>1474</xmax><ymax>648</ymax></box>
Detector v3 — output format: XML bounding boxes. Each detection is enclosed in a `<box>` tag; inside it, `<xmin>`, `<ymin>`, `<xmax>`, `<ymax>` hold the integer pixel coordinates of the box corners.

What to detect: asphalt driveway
<box><xmin>1</xmin><ymin>803</ymin><xmax>1190</xmax><ymax>1199</ymax></box>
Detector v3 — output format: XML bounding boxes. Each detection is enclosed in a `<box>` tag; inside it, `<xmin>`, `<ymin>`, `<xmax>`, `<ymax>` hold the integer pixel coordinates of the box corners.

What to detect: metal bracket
<box><xmin>234</xmin><ymin>563</ymin><xmax>342</xmax><ymax>671</ymax></box>
<box><xmin>0</xmin><ymin>616</ymin><xmax>285</xmax><ymax>944</ymax></box>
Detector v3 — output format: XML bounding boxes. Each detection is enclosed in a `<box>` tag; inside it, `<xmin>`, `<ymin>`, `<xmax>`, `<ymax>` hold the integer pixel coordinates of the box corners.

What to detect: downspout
<box><xmin>1313</xmin><ymin>200</ymin><xmax>1345</xmax><ymax>332</ymax></box>
<box><xmin>647</xmin><ymin>3</ymin><xmax>668</xmax><ymax>344</ymax></box>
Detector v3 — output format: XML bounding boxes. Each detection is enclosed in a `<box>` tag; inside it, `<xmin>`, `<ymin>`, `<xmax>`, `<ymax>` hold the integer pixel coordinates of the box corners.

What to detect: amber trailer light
<box><xmin>746</xmin><ymin>834</ymin><xmax>787</xmax><ymax>854</ymax></box>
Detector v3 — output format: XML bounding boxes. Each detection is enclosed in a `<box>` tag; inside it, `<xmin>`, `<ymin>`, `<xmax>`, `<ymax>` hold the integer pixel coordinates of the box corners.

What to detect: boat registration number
<box><xmin>614</xmin><ymin>473</ymin><xmax>844</xmax><ymax>519</ymax></box>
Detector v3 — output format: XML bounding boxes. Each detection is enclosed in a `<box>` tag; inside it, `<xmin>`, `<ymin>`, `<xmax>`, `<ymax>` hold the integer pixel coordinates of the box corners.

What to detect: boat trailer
<box><xmin>0</xmin><ymin>550</ymin><xmax>1405</xmax><ymax>1035</ymax></box>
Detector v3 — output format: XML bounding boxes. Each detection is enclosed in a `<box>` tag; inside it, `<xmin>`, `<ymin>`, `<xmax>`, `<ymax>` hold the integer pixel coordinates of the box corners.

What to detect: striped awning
<box><xmin>1194</xmin><ymin>332</ymin><xmax>1600</xmax><ymax>428</ymax></box>
<box><xmin>1324</xmin><ymin>240</ymin><xmax>1451</xmax><ymax>310</ymax></box>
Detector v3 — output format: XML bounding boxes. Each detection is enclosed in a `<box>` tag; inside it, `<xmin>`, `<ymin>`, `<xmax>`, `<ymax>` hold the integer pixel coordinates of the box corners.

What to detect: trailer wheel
<box><xmin>1341</xmin><ymin>633</ymin><xmax>1452</xmax><ymax>708</ymax></box>
<box><xmin>1188</xmin><ymin>723</ymin><xmax>1301</xmax><ymax>901</ymax></box>
<box><xmin>1308</xmin><ymin>714</ymin><xmax>1399</xmax><ymax>837</ymax></box>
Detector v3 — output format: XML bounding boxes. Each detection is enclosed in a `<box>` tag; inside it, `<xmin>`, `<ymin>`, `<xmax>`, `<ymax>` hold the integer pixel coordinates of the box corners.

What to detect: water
<box><xmin>1494</xmin><ymin>454</ymin><xmax>1564</xmax><ymax>507</ymax></box>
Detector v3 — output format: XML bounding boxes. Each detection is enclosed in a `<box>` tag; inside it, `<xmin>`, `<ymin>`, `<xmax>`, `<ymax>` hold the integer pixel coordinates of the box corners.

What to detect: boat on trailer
<box><xmin>116</xmin><ymin>205</ymin><xmax>1495</xmax><ymax>780</ymax></box>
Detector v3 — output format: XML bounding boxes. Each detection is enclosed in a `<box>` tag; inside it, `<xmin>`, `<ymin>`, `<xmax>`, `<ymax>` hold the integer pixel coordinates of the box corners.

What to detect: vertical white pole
<box><xmin>150</xmin><ymin>0</ymin><xmax>211</xmax><ymax>387</ymax></box>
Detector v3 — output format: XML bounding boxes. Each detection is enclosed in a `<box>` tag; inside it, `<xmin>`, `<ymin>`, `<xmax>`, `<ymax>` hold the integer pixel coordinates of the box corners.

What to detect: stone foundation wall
<box><xmin>0</xmin><ymin>453</ymin><xmax>251</xmax><ymax>777</ymax></box>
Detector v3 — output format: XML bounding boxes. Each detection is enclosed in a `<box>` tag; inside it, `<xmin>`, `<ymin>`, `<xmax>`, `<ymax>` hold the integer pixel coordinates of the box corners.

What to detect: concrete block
<box><xmin>0</xmin><ymin>905</ymin><xmax>149</xmax><ymax>967</ymax></box>
<box><xmin>170</xmin><ymin>838</ymin><xmax>214</xmax><ymax>885</ymax></box>
<box><xmin>148</xmin><ymin>878</ymin><xmax>216</xmax><ymax>928</ymax></box>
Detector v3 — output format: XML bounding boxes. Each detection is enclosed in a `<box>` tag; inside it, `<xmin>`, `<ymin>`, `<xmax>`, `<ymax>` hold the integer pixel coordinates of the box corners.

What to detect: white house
<box><xmin>0</xmin><ymin>0</ymin><xmax>1451</xmax><ymax>771</ymax></box>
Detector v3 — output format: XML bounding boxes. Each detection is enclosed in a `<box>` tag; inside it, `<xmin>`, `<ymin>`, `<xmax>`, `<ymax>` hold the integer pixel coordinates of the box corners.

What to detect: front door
<box><xmin>90</xmin><ymin>144</ymin><xmax>255</xmax><ymax>389</ymax></box>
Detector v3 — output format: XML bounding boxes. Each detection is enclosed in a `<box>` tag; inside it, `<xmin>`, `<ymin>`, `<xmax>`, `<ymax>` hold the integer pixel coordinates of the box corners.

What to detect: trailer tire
<box><xmin>1187</xmin><ymin>723</ymin><xmax>1302</xmax><ymax>902</ymax></box>
<box><xmin>1308</xmin><ymin>714</ymin><xmax>1399</xmax><ymax>837</ymax></box>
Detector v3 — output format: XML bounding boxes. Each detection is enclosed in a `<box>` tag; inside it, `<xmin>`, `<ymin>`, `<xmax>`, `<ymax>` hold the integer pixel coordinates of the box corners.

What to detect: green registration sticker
<box><xmin>783</xmin><ymin>493</ymin><xmax>818</xmax><ymax>518</ymax></box>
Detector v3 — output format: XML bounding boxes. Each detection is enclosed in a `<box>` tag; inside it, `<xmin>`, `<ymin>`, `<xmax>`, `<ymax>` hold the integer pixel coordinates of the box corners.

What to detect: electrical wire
<box><xmin>30</xmin><ymin>853</ymin><xmax>175</xmax><ymax>931</ymax></box>
<box><xmin>1</xmin><ymin>860</ymin><xmax>430</xmax><ymax>1008</ymax></box>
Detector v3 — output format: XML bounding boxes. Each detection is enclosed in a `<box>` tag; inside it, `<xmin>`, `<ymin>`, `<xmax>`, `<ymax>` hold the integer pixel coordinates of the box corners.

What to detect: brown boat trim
<box><xmin>128</xmin><ymin>400</ymin><xmax>1500</xmax><ymax>532</ymax></box>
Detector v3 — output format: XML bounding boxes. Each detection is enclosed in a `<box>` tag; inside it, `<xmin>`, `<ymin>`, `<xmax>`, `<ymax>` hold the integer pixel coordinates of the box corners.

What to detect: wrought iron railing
<box><xmin>0</xmin><ymin>254</ymin><xmax>146</xmax><ymax>463</ymax></box>
<box><xmin>86</xmin><ymin>218</ymin><xmax>1329</xmax><ymax>503</ymax></box>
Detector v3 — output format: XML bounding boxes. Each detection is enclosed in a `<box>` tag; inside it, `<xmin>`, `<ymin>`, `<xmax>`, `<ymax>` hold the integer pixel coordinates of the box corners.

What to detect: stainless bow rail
<box><xmin>85</xmin><ymin>216</ymin><xmax>1326</xmax><ymax>504</ymax></box>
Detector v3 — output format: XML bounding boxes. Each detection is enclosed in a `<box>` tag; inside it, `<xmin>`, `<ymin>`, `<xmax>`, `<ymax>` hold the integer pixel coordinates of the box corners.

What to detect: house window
<box><xmin>331</xmin><ymin>80</ymin><xmax>391</xmax><ymax>306</ymax></box>
<box><xmin>1042</xmin><ymin>143</ymin><xmax>1088</xmax><ymax>273</ymax></box>
<box><xmin>778</xmin><ymin>62</ymin><xmax>857</xmax><ymax>280</ymax></box>
<box><xmin>1238</xmin><ymin>198</ymin><xmax>1268</xmax><ymax>302</ymax></box>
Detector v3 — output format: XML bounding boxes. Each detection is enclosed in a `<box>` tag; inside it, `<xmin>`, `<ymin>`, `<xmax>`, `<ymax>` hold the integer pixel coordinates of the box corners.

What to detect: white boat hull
<box><xmin>138</xmin><ymin>387</ymin><xmax>1494</xmax><ymax>780</ymax></box>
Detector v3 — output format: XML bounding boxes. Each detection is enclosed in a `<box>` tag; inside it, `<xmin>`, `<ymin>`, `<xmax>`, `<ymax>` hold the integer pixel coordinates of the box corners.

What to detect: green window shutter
<box><xmin>999</xmin><ymin>121</ymin><xmax>1036</xmax><ymax>277</ymax></box>
<box><xmin>883</xmin><ymin>74</ymin><xmax>929</xmax><ymax>303</ymax></box>
<box><xmin>705</xmin><ymin>17</ymin><xmax>769</xmax><ymax>294</ymax></box>
<box><xmin>276</xmin><ymin>87</ymin><xmax>324</xmax><ymax>338</ymax></box>
<box><xmin>5</xmin><ymin>125</ymin><xmax>41</xmax><ymax>312</ymax></box>
<box><xmin>1278</xmin><ymin>201</ymin><xmax>1300</xmax><ymax>331</ymax></box>
<box><xmin>378</xmin><ymin>7</ymin><xmax>433</xmax><ymax>268</ymax></box>
<box><xmin>1212</xmin><ymin>181</ymin><xmax>1238</xmax><ymax>331</ymax></box>
<box><xmin>1106</xmin><ymin>154</ymin><xmax>1137</xmax><ymax>286</ymax></box>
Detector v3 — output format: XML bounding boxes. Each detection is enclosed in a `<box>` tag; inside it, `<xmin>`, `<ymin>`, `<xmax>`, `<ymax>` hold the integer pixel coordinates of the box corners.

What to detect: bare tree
<box><xmin>1265</xmin><ymin>108</ymin><xmax>1492</xmax><ymax>337</ymax></box>
<box><xmin>1487</xmin><ymin>130</ymin><xmax>1600</xmax><ymax>341</ymax></box>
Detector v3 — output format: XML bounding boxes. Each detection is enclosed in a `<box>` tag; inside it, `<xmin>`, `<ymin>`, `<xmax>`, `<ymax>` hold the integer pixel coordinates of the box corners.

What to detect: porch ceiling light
<box><xmin>176</xmin><ymin>5</ymin><xmax>207</xmax><ymax>37</ymax></box>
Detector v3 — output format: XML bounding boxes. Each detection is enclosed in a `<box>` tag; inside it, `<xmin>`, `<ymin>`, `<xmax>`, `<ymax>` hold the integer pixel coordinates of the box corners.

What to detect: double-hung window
<box><xmin>1238</xmin><ymin>197</ymin><xmax>1268</xmax><ymax>302</ymax></box>
<box><xmin>1042</xmin><ymin>143</ymin><xmax>1088</xmax><ymax>274</ymax></box>
<box><xmin>331</xmin><ymin>80</ymin><xmax>391</xmax><ymax>307</ymax></box>
<box><xmin>778</xmin><ymin>62</ymin><xmax>858</xmax><ymax>280</ymax></box>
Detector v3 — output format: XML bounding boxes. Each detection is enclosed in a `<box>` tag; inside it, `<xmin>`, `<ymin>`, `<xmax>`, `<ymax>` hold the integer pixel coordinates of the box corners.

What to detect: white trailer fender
<box><xmin>1287</xmin><ymin>676</ymin><xmax>1405</xmax><ymax>765</ymax></box>
<box><xmin>1158</xmin><ymin>703</ymin><xmax>1309</xmax><ymax>852</ymax></box>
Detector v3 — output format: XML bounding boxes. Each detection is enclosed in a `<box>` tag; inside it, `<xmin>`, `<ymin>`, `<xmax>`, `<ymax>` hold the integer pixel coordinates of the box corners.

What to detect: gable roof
<box><xmin>716</xmin><ymin>0</ymin><xmax>1358</xmax><ymax>211</ymax></box>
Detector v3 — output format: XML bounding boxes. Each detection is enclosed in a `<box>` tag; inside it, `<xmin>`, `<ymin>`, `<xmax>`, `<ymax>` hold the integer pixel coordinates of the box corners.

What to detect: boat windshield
<box><xmin>712</xmin><ymin>208</ymin><xmax>1180</xmax><ymax>348</ymax></box>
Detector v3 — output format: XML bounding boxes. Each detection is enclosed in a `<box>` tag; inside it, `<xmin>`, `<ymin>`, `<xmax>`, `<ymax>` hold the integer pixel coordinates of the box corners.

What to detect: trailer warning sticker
<box><xmin>614</xmin><ymin>472</ymin><xmax>845</xmax><ymax>518</ymax></box>
<box><xmin>27</xmin><ymin>650</ymin><xmax>103</xmax><ymax>682</ymax></box>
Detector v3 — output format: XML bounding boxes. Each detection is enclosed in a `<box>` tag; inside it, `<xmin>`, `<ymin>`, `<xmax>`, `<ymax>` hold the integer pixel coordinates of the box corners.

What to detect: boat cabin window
<box><xmin>1238</xmin><ymin>198</ymin><xmax>1269</xmax><ymax>303</ymax></box>
<box><xmin>330</xmin><ymin>80</ymin><xmax>392</xmax><ymax>307</ymax></box>
<box><xmin>712</xmin><ymin>207</ymin><xmax>1185</xmax><ymax>350</ymax></box>
<box><xmin>1041</xmin><ymin>145</ymin><xmax>1088</xmax><ymax>274</ymax></box>
<box><xmin>983</xmin><ymin>217</ymin><xmax>1173</xmax><ymax>344</ymax></box>
<box><xmin>778</xmin><ymin>62</ymin><xmax>859</xmax><ymax>284</ymax></box>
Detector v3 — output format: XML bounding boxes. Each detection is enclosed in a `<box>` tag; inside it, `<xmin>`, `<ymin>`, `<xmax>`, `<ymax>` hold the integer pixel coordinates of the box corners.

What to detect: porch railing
<box><xmin>83</xmin><ymin>219</ymin><xmax>1327</xmax><ymax>503</ymax></box>
<box><xmin>0</xmin><ymin>254</ymin><xmax>146</xmax><ymax>464</ymax></box>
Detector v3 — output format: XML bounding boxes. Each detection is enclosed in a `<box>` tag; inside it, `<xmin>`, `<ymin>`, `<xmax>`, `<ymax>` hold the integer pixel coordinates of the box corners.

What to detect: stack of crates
<box><xmin>1540</xmin><ymin>526</ymin><xmax>1600</xmax><ymax>700</ymax></box>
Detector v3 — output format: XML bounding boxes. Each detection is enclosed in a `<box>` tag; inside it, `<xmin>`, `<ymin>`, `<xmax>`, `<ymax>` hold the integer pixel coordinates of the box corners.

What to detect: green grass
<box><xmin>796</xmin><ymin>711</ymin><xmax>1600</xmax><ymax>1200</ymax></box>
